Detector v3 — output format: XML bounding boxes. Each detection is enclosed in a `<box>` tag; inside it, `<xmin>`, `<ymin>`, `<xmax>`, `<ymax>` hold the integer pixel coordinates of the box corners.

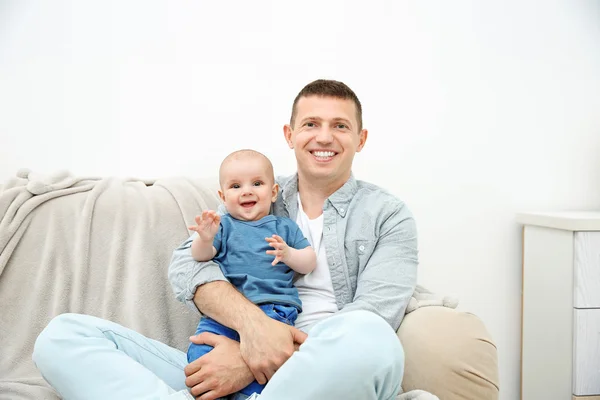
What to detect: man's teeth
<box><xmin>313</xmin><ymin>151</ymin><xmax>335</xmax><ymax>157</ymax></box>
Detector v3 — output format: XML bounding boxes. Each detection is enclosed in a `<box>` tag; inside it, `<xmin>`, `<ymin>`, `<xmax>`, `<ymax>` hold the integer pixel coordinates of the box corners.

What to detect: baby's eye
<box><xmin>253</xmin><ymin>181</ymin><xmax>263</xmax><ymax>186</ymax></box>
<box><xmin>231</xmin><ymin>183</ymin><xmax>240</xmax><ymax>189</ymax></box>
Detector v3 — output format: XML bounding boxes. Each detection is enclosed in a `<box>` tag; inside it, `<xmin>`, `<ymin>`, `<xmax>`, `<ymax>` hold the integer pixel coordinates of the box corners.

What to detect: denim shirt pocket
<box><xmin>344</xmin><ymin>239</ymin><xmax>376</xmax><ymax>292</ymax></box>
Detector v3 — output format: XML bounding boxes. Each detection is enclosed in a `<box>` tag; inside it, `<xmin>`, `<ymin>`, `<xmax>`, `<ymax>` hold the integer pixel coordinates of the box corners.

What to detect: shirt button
<box><xmin>340</xmin><ymin>208</ymin><xmax>345</xmax><ymax>213</ymax></box>
<box><xmin>359</xmin><ymin>245</ymin><xmax>365</xmax><ymax>251</ymax></box>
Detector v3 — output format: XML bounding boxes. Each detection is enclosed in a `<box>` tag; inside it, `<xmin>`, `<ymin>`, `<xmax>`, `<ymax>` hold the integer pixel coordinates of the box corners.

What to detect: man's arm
<box><xmin>194</xmin><ymin>281</ymin><xmax>307</xmax><ymax>385</ymax></box>
<box><xmin>338</xmin><ymin>203</ymin><xmax>418</xmax><ymax>331</ymax></box>
<box><xmin>193</xmin><ymin>281</ymin><xmax>268</xmax><ymax>331</ymax></box>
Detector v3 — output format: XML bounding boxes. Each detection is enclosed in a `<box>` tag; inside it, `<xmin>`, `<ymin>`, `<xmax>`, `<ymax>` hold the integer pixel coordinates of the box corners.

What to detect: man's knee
<box><xmin>321</xmin><ymin>310</ymin><xmax>405</xmax><ymax>374</ymax></box>
<box><xmin>350</xmin><ymin>311</ymin><xmax>404</xmax><ymax>370</ymax></box>
<box><xmin>33</xmin><ymin>313</ymin><xmax>86</xmax><ymax>369</ymax></box>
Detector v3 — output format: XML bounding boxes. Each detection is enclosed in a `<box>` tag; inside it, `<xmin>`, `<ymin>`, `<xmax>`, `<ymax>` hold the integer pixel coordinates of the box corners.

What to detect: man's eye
<box><xmin>253</xmin><ymin>181</ymin><xmax>262</xmax><ymax>186</ymax></box>
<box><xmin>305</xmin><ymin>122</ymin><xmax>315</xmax><ymax>127</ymax></box>
<box><xmin>336</xmin><ymin>124</ymin><xmax>348</xmax><ymax>129</ymax></box>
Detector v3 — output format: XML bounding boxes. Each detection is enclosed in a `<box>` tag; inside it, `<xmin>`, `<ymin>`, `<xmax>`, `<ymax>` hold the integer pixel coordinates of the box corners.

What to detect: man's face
<box><xmin>284</xmin><ymin>95</ymin><xmax>368</xmax><ymax>185</ymax></box>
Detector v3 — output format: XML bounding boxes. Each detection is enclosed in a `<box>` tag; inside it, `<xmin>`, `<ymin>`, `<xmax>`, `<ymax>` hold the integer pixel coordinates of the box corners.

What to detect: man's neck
<box><xmin>297</xmin><ymin>171</ymin><xmax>348</xmax><ymax>219</ymax></box>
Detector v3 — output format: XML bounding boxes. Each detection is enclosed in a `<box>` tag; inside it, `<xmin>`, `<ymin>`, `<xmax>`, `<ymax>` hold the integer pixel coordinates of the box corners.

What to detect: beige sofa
<box><xmin>0</xmin><ymin>171</ymin><xmax>499</xmax><ymax>399</ymax></box>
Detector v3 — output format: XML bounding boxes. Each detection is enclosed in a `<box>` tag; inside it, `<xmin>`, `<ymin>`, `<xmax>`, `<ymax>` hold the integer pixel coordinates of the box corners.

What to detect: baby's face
<box><xmin>218</xmin><ymin>158</ymin><xmax>278</xmax><ymax>221</ymax></box>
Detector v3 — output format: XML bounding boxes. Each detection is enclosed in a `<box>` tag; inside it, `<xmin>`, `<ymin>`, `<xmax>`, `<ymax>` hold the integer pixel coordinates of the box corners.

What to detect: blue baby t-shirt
<box><xmin>213</xmin><ymin>214</ymin><xmax>311</xmax><ymax>311</ymax></box>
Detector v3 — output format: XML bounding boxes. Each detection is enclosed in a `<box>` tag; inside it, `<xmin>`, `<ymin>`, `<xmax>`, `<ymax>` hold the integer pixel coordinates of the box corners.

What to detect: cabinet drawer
<box><xmin>573</xmin><ymin>309</ymin><xmax>600</xmax><ymax>396</ymax></box>
<box><xmin>574</xmin><ymin>232</ymin><xmax>600</xmax><ymax>308</ymax></box>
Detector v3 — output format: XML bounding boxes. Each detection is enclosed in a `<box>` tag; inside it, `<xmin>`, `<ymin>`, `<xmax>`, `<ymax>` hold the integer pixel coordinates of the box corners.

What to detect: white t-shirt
<box><xmin>294</xmin><ymin>194</ymin><xmax>338</xmax><ymax>332</ymax></box>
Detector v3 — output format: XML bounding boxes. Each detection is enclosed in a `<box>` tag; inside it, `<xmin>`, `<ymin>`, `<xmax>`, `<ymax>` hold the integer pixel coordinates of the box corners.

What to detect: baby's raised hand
<box><xmin>265</xmin><ymin>234</ymin><xmax>290</xmax><ymax>266</ymax></box>
<box><xmin>188</xmin><ymin>210</ymin><xmax>221</xmax><ymax>242</ymax></box>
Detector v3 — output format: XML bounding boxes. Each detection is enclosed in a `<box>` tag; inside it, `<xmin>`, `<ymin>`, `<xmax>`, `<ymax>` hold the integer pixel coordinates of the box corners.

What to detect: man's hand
<box><xmin>238</xmin><ymin>314</ymin><xmax>308</xmax><ymax>384</ymax></box>
<box><xmin>265</xmin><ymin>234</ymin><xmax>291</xmax><ymax>266</ymax></box>
<box><xmin>184</xmin><ymin>333</ymin><xmax>255</xmax><ymax>400</ymax></box>
<box><xmin>188</xmin><ymin>210</ymin><xmax>221</xmax><ymax>242</ymax></box>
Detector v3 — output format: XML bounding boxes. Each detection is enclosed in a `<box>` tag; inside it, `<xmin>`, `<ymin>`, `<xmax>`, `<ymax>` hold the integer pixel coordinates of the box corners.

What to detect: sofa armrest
<box><xmin>397</xmin><ymin>306</ymin><xmax>499</xmax><ymax>400</ymax></box>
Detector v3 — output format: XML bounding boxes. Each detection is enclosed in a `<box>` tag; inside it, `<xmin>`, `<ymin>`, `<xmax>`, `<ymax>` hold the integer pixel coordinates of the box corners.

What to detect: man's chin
<box><xmin>309</xmin><ymin>166</ymin><xmax>337</xmax><ymax>178</ymax></box>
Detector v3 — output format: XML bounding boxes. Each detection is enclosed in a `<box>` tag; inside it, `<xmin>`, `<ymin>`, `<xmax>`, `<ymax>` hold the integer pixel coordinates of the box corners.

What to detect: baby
<box><xmin>186</xmin><ymin>149</ymin><xmax>317</xmax><ymax>398</ymax></box>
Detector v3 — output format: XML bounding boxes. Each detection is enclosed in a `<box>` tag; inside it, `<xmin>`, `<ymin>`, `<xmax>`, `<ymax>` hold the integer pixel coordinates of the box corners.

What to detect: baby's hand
<box><xmin>265</xmin><ymin>234</ymin><xmax>290</xmax><ymax>266</ymax></box>
<box><xmin>188</xmin><ymin>210</ymin><xmax>221</xmax><ymax>242</ymax></box>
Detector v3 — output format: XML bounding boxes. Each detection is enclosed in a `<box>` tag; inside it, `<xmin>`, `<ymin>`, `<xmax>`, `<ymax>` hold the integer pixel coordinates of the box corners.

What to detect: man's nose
<box><xmin>315</xmin><ymin>127</ymin><xmax>334</xmax><ymax>143</ymax></box>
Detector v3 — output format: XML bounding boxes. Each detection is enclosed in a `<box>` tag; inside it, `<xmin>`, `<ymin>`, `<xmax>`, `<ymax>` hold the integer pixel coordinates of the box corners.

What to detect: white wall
<box><xmin>2</xmin><ymin>1</ymin><xmax>600</xmax><ymax>398</ymax></box>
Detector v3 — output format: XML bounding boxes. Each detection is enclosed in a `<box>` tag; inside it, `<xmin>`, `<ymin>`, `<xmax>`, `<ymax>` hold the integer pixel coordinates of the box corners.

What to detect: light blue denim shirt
<box><xmin>168</xmin><ymin>174</ymin><xmax>418</xmax><ymax>330</ymax></box>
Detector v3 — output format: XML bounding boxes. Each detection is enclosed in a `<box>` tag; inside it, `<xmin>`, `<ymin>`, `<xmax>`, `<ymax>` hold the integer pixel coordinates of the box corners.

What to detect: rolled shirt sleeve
<box><xmin>338</xmin><ymin>204</ymin><xmax>418</xmax><ymax>331</ymax></box>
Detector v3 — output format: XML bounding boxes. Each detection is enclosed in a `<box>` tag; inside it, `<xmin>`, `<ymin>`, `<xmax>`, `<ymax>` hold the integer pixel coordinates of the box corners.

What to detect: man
<box><xmin>33</xmin><ymin>79</ymin><xmax>418</xmax><ymax>400</ymax></box>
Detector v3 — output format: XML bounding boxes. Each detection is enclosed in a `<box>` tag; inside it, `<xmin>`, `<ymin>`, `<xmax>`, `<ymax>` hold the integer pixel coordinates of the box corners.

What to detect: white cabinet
<box><xmin>517</xmin><ymin>212</ymin><xmax>600</xmax><ymax>400</ymax></box>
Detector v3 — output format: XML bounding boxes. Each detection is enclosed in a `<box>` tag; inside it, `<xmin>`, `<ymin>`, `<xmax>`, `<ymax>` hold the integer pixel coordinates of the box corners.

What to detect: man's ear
<box><xmin>283</xmin><ymin>125</ymin><xmax>294</xmax><ymax>149</ymax></box>
<box><xmin>271</xmin><ymin>183</ymin><xmax>280</xmax><ymax>202</ymax></box>
<box><xmin>356</xmin><ymin>129</ymin><xmax>368</xmax><ymax>152</ymax></box>
<box><xmin>218</xmin><ymin>190</ymin><xmax>225</xmax><ymax>202</ymax></box>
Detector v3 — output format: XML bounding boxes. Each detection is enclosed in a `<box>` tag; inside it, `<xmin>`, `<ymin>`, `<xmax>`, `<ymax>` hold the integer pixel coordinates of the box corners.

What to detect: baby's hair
<box><xmin>219</xmin><ymin>149</ymin><xmax>274</xmax><ymax>185</ymax></box>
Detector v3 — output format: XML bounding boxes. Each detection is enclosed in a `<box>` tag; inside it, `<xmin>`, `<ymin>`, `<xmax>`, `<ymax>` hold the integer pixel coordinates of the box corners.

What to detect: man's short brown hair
<box><xmin>290</xmin><ymin>79</ymin><xmax>363</xmax><ymax>131</ymax></box>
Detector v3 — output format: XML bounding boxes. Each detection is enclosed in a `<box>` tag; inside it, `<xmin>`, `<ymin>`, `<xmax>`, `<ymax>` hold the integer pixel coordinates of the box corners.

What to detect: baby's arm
<box><xmin>188</xmin><ymin>210</ymin><xmax>220</xmax><ymax>262</ymax></box>
<box><xmin>265</xmin><ymin>235</ymin><xmax>317</xmax><ymax>274</ymax></box>
<box><xmin>190</xmin><ymin>235</ymin><xmax>217</xmax><ymax>261</ymax></box>
<box><xmin>284</xmin><ymin>246</ymin><xmax>317</xmax><ymax>274</ymax></box>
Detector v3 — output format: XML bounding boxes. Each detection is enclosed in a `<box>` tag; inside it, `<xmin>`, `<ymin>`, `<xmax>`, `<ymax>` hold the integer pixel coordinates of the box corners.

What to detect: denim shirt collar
<box><xmin>279</xmin><ymin>173</ymin><xmax>358</xmax><ymax>219</ymax></box>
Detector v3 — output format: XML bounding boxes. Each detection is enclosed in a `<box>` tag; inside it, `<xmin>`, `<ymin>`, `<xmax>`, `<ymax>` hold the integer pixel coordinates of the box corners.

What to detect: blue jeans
<box><xmin>187</xmin><ymin>304</ymin><xmax>298</xmax><ymax>397</ymax></box>
<box><xmin>33</xmin><ymin>310</ymin><xmax>404</xmax><ymax>400</ymax></box>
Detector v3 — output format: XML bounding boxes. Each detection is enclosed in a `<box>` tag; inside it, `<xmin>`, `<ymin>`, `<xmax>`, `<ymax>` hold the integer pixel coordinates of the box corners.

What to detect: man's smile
<box><xmin>310</xmin><ymin>150</ymin><xmax>337</xmax><ymax>162</ymax></box>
